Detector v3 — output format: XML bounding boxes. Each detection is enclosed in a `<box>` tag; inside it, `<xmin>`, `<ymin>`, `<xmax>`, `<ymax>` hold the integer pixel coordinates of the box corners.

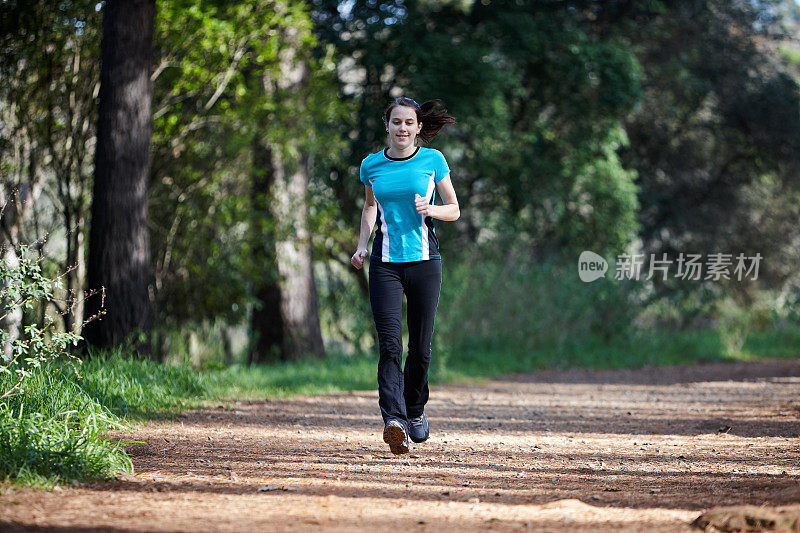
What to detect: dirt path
<box><xmin>2</xmin><ymin>359</ymin><xmax>800</xmax><ymax>532</ymax></box>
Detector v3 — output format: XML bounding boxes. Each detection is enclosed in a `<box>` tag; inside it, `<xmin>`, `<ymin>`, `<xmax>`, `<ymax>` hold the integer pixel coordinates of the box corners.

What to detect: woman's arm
<box><xmin>415</xmin><ymin>174</ymin><xmax>460</xmax><ymax>221</ymax></box>
<box><xmin>351</xmin><ymin>185</ymin><xmax>377</xmax><ymax>269</ymax></box>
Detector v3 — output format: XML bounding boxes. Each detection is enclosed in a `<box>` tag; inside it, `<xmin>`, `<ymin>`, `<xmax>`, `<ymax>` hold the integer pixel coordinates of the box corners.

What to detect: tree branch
<box><xmin>204</xmin><ymin>38</ymin><xmax>248</xmax><ymax>111</ymax></box>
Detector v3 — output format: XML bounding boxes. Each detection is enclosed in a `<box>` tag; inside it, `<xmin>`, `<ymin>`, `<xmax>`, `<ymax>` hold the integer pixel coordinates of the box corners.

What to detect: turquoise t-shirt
<box><xmin>360</xmin><ymin>146</ymin><xmax>451</xmax><ymax>262</ymax></box>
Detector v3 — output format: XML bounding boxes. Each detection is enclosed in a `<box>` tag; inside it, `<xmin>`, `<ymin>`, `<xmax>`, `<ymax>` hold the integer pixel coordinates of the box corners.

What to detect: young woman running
<box><xmin>351</xmin><ymin>97</ymin><xmax>459</xmax><ymax>455</ymax></box>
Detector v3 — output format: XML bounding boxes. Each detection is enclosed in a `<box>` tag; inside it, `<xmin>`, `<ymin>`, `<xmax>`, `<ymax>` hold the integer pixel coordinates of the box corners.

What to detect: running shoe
<box><xmin>383</xmin><ymin>420</ymin><xmax>410</xmax><ymax>455</ymax></box>
<box><xmin>408</xmin><ymin>413</ymin><xmax>429</xmax><ymax>443</ymax></box>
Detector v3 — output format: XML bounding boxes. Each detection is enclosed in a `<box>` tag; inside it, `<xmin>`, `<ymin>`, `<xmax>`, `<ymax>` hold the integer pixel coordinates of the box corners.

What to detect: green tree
<box><xmin>312</xmin><ymin>0</ymin><xmax>643</xmax><ymax>260</ymax></box>
<box><xmin>619</xmin><ymin>0</ymin><xmax>800</xmax><ymax>308</ymax></box>
<box><xmin>149</xmin><ymin>0</ymin><xmax>344</xmax><ymax>361</ymax></box>
<box><xmin>0</xmin><ymin>0</ymin><xmax>102</xmax><ymax>334</ymax></box>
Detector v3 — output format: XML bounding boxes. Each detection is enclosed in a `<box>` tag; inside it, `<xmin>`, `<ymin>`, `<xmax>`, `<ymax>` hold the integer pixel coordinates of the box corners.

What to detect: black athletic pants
<box><xmin>368</xmin><ymin>258</ymin><xmax>442</xmax><ymax>430</ymax></box>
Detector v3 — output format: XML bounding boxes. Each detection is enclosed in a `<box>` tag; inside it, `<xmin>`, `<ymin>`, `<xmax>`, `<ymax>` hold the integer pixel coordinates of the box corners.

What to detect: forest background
<box><xmin>2</xmin><ymin>0</ymin><xmax>800</xmax><ymax>483</ymax></box>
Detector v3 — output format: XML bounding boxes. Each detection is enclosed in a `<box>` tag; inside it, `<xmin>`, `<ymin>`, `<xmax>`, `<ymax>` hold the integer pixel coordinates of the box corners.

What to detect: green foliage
<box><xmin>313</xmin><ymin>0</ymin><xmax>643</xmax><ymax>258</ymax></box>
<box><xmin>407</xmin><ymin>2</ymin><xmax>644</xmax><ymax>256</ymax></box>
<box><xmin>431</xmin><ymin>249</ymin><xmax>800</xmax><ymax>380</ymax></box>
<box><xmin>0</xmin><ymin>244</ymin><xmax>131</xmax><ymax>486</ymax></box>
<box><xmin>545</xmin><ymin>124</ymin><xmax>640</xmax><ymax>254</ymax></box>
<box><xmin>150</xmin><ymin>0</ymin><xmax>283</xmax><ymax>325</ymax></box>
<box><xmin>0</xmin><ymin>246</ymin><xmax>81</xmax><ymax>399</ymax></box>
<box><xmin>436</xmin><ymin>247</ymin><xmax>641</xmax><ymax>364</ymax></box>
<box><xmin>150</xmin><ymin>0</ymin><xmax>347</xmax><ymax>329</ymax></box>
<box><xmin>620</xmin><ymin>0</ymin><xmax>800</xmax><ymax>301</ymax></box>
<box><xmin>0</xmin><ymin>1</ymin><xmax>101</xmax><ymax>331</ymax></box>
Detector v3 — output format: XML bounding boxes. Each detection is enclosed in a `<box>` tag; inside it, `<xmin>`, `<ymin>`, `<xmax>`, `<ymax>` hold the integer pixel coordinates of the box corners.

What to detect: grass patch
<box><xmin>0</xmin><ymin>365</ymin><xmax>133</xmax><ymax>487</ymax></box>
<box><xmin>75</xmin><ymin>327</ymin><xmax>800</xmax><ymax>412</ymax></box>
<box><xmin>434</xmin><ymin>328</ymin><xmax>799</xmax><ymax>382</ymax></box>
<box><xmin>203</xmin><ymin>353</ymin><xmax>375</xmax><ymax>400</ymax></box>
<box><xmin>76</xmin><ymin>353</ymin><xmax>207</xmax><ymax>418</ymax></box>
<box><xmin>740</xmin><ymin>328</ymin><xmax>800</xmax><ymax>359</ymax></box>
<box><xmin>70</xmin><ymin>351</ymin><xmax>376</xmax><ymax>415</ymax></box>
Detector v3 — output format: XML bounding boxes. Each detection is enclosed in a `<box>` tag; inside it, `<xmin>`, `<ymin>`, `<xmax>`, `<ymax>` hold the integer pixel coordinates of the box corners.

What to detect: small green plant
<box><xmin>0</xmin><ymin>244</ymin><xmax>81</xmax><ymax>400</ymax></box>
<box><xmin>0</xmin><ymin>244</ymin><xmax>132</xmax><ymax>485</ymax></box>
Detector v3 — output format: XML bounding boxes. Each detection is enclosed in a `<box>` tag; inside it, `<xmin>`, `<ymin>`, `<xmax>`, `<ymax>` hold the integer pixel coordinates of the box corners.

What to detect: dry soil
<box><xmin>2</xmin><ymin>358</ymin><xmax>800</xmax><ymax>532</ymax></box>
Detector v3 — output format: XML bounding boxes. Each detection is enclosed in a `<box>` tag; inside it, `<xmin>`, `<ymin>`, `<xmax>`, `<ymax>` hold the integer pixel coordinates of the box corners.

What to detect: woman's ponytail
<box><xmin>418</xmin><ymin>99</ymin><xmax>456</xmax><ymax>143</ymax></box>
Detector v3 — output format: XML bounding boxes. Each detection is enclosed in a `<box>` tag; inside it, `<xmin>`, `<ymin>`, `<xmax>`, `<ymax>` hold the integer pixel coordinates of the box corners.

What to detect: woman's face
<box><xmin>386</xmin><ymin>105</ymin><xmax>422</xmax><ymax>150</ymax></box>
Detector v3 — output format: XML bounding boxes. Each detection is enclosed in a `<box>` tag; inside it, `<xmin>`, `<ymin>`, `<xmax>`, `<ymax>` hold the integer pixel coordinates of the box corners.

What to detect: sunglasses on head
<box><xmin>399</xmin><ymin>97</ymin><xmax>420</xmax><ymax>109</ymax></box>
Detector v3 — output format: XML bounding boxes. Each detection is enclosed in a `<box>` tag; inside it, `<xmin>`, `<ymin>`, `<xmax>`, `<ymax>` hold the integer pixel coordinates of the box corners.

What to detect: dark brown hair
<box><xmin>383</xmin><ymin>97</ymin><xmax>456</xmax><ymax>144</ymax></box>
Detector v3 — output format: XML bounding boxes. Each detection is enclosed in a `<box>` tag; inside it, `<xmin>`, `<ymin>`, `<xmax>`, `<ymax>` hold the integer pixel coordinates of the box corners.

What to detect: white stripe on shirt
<box><xmin>376</xmin><ymin>198</ymin><xmax>390</xmax><ymax>262</ymax></box>
<box><xmin>421</xmin><ymin>172</ymin><xmax>436</xmax><ymax>260</ymax></box>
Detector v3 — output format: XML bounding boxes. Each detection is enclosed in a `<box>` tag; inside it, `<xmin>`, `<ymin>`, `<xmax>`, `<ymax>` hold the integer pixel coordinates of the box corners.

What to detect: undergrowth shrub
<box><xmin>1</xmin><ymin>245</ymin><xmax>81</xmax><ymax>399</ymax></box>
<box><xmin>0</xmin><ymin>245</ymin><xmax>132</xmax><ymax>485</ymax></box>
<box><xmin>435</xmin><ymin>249</ymin><xmax>641</xmax><ymax>372</ymax></box>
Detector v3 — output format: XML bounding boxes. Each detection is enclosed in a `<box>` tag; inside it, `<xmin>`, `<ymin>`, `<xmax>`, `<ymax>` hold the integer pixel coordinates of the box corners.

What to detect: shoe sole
<box><xmin>383</xmin><ymin>423</ymin><xmax>409</xmax><ymax>455</ymax></box>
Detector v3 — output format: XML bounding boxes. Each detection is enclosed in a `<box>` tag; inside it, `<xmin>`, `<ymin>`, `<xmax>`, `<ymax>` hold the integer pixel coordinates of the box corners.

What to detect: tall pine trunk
<box><xmin>248</xmin><ymin>143</ymin><xmax>325</xmax><ymax>362</ymax></box>
<box><xmin>271</xmin><ymin>147</ymin><xmax>325</xmax><ymax>360</ymax></box>
<box><xmin>83</xmin><ymin>0</ymin><xmax>154</xmax><ymax>350</ymax></box>
<box><xmin>248</xmin><ymin>31</ymin><xmax>324</xmax><ymax>362</ymax></box>
<box><xmin>248</xmin><ymin>140</ymin><xmax>284</xmax><ymax>364</ymax></box>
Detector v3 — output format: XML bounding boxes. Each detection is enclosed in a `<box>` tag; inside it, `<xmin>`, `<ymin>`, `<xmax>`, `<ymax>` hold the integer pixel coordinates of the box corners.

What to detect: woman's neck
<box><xmin>386</xmin><ymin>143</ymin><xmax>417</xmax><ymax>159</ymax></box>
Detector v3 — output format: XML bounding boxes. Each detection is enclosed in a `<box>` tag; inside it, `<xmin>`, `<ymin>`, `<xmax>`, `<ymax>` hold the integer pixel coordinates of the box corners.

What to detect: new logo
<box><xmin>578</xmin><ymin>251</ymin><xmax>608</xmax><ymax>282</ymax></box>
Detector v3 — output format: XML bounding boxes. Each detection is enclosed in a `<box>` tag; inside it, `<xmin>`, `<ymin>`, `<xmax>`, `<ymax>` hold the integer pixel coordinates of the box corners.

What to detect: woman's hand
<box><xmin>417</xmin><ymin>176</ymin><xmax>460</xmax><ymax>221</ymax></box>
<box><xmin>351</xmin><ymin>248</ymin><xmax>368</xmax><ymax>269</ymax></box>
<box><xmin>415</xmin><ymin>194</ymin><xmax>434</xmax><ymax>216</ymax></box>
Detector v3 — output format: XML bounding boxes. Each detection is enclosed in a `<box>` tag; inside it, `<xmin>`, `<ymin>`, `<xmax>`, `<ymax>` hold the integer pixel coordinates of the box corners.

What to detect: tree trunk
<box><xmin>247</xmin><ymin>30</ymin><xmax>325</xmax><ymax>362</ymax></box>
<box><xmin>271</xmin><ymin>149</ymin><xmax>325</xmax><ymax>360</ymax></box>
<box><xmin>221</xmin><ymin>326</ymin><xmax>234</xmax><ymax>365</ymax></box>
<box><xmin>63</xmin><ymin>213</ymin><xmax>86</xmax><ymax>333</ymax></box>
<box><xmin>248</xmin><ymin>143</ymin><xmax>325</xmax><ymax>362</ymax></box>
<box><xmin>0</xmin><ymin>245</ymin><xmax>21</xmax><ymax>362</ymax></box>
<box><xmin>1</xmin><ymin>179</ymin><xmax>40</xmax><ymax>361</ymax></box>
<box><xmin>82</xmin><ymin>0</ymin><xmax>154</xmax><ymax>351</ymax></box>
<box><xmin>188</xmin><ymin>329</ymin><xmax>201</xmax><ymax>368</ymax></box>
<box><xmin>270</xmin><ymin>32</ymin><xmax>325</xmax><ymax>360</ymax></box>
<box><xmin>154</xmin><ymin>328</ymin><xmax>170</xmax><ymax>363</ymax></box>
<box><xmin>249</xmin><ymin>140</ymin><xmax>284</xmax><ymax>364</ymax></box>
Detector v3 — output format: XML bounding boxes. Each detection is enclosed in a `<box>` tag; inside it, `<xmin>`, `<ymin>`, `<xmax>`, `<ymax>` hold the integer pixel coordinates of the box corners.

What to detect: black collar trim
<box><xmin>384</xmin><ymin>147</ymin><xmax>420</xmax><ymax>161</ymax></box>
